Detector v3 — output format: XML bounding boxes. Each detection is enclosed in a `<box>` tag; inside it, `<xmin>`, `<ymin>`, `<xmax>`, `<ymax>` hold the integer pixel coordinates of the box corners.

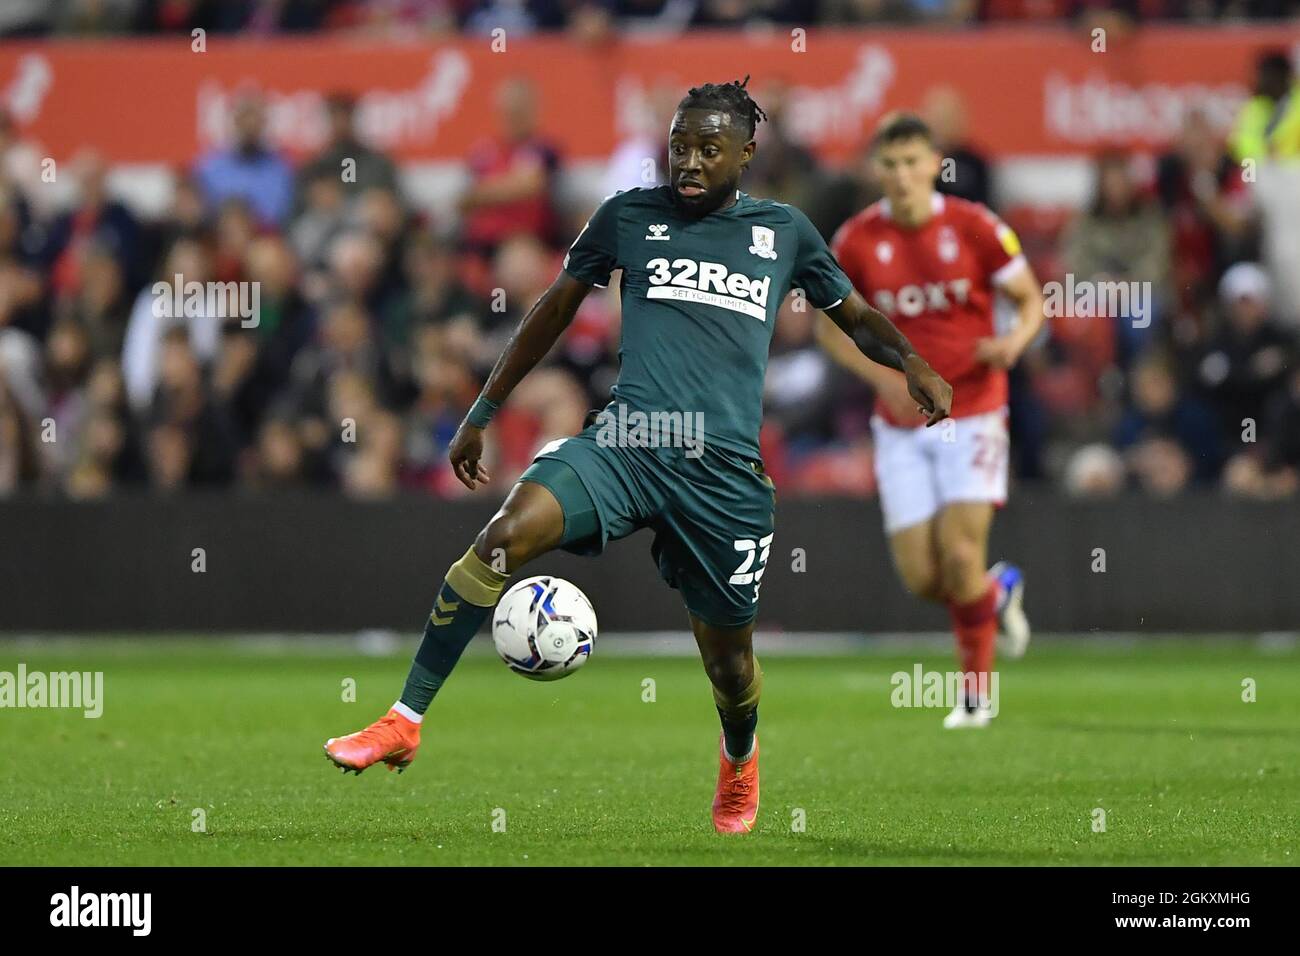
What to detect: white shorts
<box><xmin>870</xmin><ymin>407</ymin><xmax>1009</xmax><ymax>534</ymax></box>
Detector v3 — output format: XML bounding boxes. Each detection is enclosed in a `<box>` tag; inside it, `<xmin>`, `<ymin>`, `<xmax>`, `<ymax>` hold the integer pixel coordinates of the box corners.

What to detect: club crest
<box><xmin>748</xmin><ymin>225</ymin><xmax>777</xmax><ymax>260</ymax></box>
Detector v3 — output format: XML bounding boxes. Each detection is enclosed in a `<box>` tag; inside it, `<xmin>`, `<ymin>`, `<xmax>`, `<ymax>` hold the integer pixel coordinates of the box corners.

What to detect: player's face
<box><xmin>873</xmin><ymin>137</ymin><xmax>942</xmax><ymax>207</ymax></box>
<box><xmin>668</xmin><ymin>108</ymin><xmax>753</xmax><ymax>217</ymax></box>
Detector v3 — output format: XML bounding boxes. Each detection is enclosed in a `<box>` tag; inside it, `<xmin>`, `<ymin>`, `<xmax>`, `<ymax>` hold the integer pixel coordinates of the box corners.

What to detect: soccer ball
<box><xmin>492</xmin><ymin>576</ymin><xmax>597</xmax><ymax>681</ymax></box>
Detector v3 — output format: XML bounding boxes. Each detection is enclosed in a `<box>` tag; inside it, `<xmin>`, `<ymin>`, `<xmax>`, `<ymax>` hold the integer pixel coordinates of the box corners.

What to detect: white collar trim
<box><xmin>881</xmin><ymin>192</ymin><xmax>944</xmax><ymax>221</ymax></box>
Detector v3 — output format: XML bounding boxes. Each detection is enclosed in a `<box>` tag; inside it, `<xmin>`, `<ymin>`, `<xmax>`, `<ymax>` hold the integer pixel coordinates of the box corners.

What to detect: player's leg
<box><xmin>885</xmin><ymin>518</ymin><xmax>944</xmax><ymax>604</ymax></box>
<box><xmin>324</xmin><ymin>478</ymin><xmax>573</xmax><ymax>773</ymax></box>
<box><xmin>398</xmin><ymin>479</ymin><xmax>572</xmax><ymax>712</ymax></box>
<box><xmin>649</xmin><ymin>446</ymin><xmax>773</xmax><ymax>833</ymax></box>
<box><xmin>935</xmin><ymin>500</ymin><xmax>998</xmax><ymax>728</ymax></box>
<box><xmin>691</xmin><ymin>612</ymin><xmax>762</xmax><ymax>834</ymax></box>
<box><xmin>963</xmin><ymin>408</ymin><xmax>1030</xmax><ymax>658</ymax></box>
<box><xmin>949</xmin><ymin>408</ymin><xmax>1028</xmax><ymax>656</ymax></box>
<box><xmin>931</xmin><ymin>409</ymin><xmax>1015</xmax><ymax>727</ymax></box>
<box><xmin>871</xmin><ymin>414</ymin><xmax>944</xmax><ymax>602</ymax></box>
<box><xmin>692</xmin><ymin>612</ymin><xmax>760</xmax><ymax>763</ymax></box>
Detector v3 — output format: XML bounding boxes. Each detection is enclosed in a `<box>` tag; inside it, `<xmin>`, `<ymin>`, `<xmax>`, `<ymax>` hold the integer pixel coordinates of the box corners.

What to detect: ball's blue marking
<box><xmin>528</xmin><ymin>581</ymin><xmax>559</xmax><ymax>617</ymax></box>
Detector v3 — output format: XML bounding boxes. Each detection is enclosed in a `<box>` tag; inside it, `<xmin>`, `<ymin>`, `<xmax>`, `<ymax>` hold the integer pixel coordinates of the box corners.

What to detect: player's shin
<box><xmin>713</xmin><ymin>660</ymin><xmax>763</xmax><ymax>762</ymax></box>
<box><xmin>946</xmin><ymin>584</ymin><xmax>997</xmax><ymax>706</ymax></box>
<box><xmin>398</xmin><ymin>545</ymin><xmax>509</xmax><ymax>716</ymax></box>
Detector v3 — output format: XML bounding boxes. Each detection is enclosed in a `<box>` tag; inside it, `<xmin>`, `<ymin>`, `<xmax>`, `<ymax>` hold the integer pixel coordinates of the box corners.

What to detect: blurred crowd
<box><xmin>1</xmin><ymin>49</ymin><xmax>1299</xmax><ymax>501</ymax></box>
<box><xmin>0</xmin><ymin>0</ymin><xmax>1297</xmax><ymax>37</ymax></box>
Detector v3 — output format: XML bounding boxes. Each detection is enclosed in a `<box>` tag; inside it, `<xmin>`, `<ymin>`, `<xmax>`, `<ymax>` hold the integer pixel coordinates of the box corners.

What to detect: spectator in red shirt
<box><xmin>458</xmin><ymin>76</ymin><xmax>561</xmax><ymax>259</ymax></box>
<box><xmin>1155</xmin><ymin>108</ymin><xmax>1256</xmax><ymax>313</ymax></box>
<box><xmin>46</xmin><ymin>151</ymin><xmax>141</xmax><ymax>303</ymax></box>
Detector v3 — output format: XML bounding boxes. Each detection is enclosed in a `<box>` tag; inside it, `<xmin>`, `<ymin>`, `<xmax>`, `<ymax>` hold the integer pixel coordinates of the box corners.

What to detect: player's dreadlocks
<box><xmin>678</xmin><ymin>75</ymin><xmax>769</xmax><ymax>140</ymax></box>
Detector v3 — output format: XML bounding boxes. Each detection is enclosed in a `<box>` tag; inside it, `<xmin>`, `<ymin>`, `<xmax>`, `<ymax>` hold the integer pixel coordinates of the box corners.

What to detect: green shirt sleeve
<box><xmin>563</xmin><ymin>191</ymin><xmax>624</xmax><ymax>288</ymax></box>
<box><xmin>788</xmin><ymin>205</ymin><xmax>854</xmax><ymax>311</ymax></box>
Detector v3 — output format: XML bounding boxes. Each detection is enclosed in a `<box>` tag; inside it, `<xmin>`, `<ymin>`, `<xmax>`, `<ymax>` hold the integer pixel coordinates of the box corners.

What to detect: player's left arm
<box><xmin>974</xmin><ymin>263</ymin><xmax>1044</xmax><ymax>370</ymax></box>
<box><xmin>971</xmin><ymin>211</ymin><xmax>1045</xmax><ymax>370</ymax></box>
<box><xmin>823</xmin><ymin>291</ymin><xmax>953</xmax><ymax>427</ymax></box>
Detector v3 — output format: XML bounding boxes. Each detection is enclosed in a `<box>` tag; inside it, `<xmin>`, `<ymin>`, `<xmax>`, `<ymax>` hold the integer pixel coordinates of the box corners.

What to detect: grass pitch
<box><xmin>0</xmin><ymin>637</ymin><xmax>1295</xmax><ymax>866</ymax></box>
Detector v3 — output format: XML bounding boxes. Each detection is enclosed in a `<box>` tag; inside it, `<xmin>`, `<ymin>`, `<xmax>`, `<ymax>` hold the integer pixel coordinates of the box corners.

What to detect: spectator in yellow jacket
<box><xmin>1230</xmin><ymin>51</ymin><xmax>1300</xmax><ymax>163</ymax></box>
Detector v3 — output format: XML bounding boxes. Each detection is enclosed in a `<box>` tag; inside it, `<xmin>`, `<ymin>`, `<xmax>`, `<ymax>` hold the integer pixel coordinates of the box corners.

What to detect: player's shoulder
<box><xmin>585</xmin><ymin>184</ymin><xmax>676</xmax><ymax>228</ymax></box>
<box><xmin>739</xmin><ymin>195</ymin><xmax>832</xmax><ymax>257</ymax></box>
<box><xmin>603</xmin><ymin>184</ymin><xmax>672</xmax><ymax>210</ymax></box>
<box><xmin>829</xmin><ymin>200</ymin><xmax>889</xmax><ymax>247</ymax></box>
<box><xmin>939</xmin><ymin>195</ymin><xmax>1024</xmax><ymax>267</ymax></box>
<box><xmin>940</xmin><ymin>194</ymin><xmax>1005</xmax><ymax>231</ymax></box>
<box><xmin>743</xmin><ymin>193</ymin><xmax>814</xmax><ymax>228</ymax></box>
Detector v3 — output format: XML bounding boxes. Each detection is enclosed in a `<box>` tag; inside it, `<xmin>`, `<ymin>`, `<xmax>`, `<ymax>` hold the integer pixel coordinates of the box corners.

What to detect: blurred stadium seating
<box><xmin>0</xmin><ymin>4</ymin><xmax>1298</xmax><ymax>504</ymax></box>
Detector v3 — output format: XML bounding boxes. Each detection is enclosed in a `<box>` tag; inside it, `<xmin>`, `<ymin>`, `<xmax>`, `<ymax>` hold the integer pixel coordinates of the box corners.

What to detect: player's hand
<box><xmin>449</xmin><ymin>422</ymin><xmax>491</xmax><ymax>490</ymax></box>
<box><xmin>975</xmin><ymin>335</ymin><xmax>1025</xmax><ymax>370</ymax></box>
<box><xmin>873</xmin><ymin>372</ymin><xmax>928</xmax><ymax>426</ymax></box>
<box><xmin>903</xmin><ymin>354</ymin><xmax>953</xmax><ymax>427</ymax></box>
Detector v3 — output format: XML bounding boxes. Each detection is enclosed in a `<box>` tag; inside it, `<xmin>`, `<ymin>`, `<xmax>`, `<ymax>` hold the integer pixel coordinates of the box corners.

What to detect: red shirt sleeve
<box><xmin>965</xmin><ymin>204</ymin><xmax>1022</xmax><ymax>284</ymax></box>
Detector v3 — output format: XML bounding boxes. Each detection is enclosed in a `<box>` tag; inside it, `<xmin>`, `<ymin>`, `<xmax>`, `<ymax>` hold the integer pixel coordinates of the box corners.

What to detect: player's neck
<box><xmin>891</xmin><ymin>192</ymin><xmax>937</xmax><ymax>229</ymax></box>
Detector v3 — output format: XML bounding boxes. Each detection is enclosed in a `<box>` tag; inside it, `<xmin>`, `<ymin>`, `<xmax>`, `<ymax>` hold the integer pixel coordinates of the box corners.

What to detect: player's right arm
<box><xmin>815</xmin><ymin>312</ymin><xmax>925</xmax><ymax>425</ymax></box>
<box><xmin>816</xmin><ymin>215</ymin><xmax>948</xmax><ymax>425</ymax></box>
<box><xmin>448</xmin><ymin>272</ymin><xmax>592</xmax><ymax>490</ymax></box>
<box><xmin>450</xmin><ymin>192</ymin><xmax>623</xmax><ymax>490</ymax></box>
<box><xmin>815</xmin><ymin>312</ymin><xmax>900</xmax><ymax>388</ymax></box>
<box><xmin>822</xmin><ymin>290</ymin><xmax>952</xmax><ymax>427</ymax></box>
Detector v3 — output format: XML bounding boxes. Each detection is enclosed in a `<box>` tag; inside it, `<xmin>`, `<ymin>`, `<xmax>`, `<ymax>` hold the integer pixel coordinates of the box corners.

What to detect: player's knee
<box><xmin>477</xmin><ymin>510</ymin><xmax>548</xmax><ymax>571</ymax></box>
<box><xmin>702</xmin><ymin>649</ymin><xmax>752</xmax><ymax>699</ymax></box>
<box><xmin>939</xmin><ymin>542</ymin><xmax>984</xmax><ymax>597</ymax></box>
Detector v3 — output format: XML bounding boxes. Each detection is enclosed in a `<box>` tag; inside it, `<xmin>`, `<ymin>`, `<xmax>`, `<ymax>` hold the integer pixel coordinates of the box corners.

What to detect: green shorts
<box><xmin>519</xmin><ymin>423</ymin><xmax>777</xmax><ymax>629</ymax></box>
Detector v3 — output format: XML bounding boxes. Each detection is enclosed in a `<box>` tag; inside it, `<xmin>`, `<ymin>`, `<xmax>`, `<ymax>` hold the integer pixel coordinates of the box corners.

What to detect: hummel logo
<box><xmin>645</xmin><ymin>223</ymin><xmax>670</xmax><ymax>241</ymax></box>
<box><xmin>430</xmin><ymin>593</ymin><xmax>459</xmax><ymax>626</ymax></box>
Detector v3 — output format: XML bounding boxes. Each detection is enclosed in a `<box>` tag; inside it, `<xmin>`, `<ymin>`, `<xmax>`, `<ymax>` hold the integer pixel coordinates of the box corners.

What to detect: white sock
<box><xmin>724</xmin><ymin>741</ymin><xmax>755</xmax><ymax>764</ymax></box>
<box><xmin>392</xmin><ymin>701</ymin><xmax>423</xmax><ymax>724</ymax></box>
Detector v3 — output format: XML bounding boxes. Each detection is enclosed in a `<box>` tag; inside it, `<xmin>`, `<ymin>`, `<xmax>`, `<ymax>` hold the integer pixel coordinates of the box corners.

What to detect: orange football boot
<box><xmin>324</xmin><ymin>707</ymin><xmax>421</xmax><ymax>775</ymax></box>
<box><xmin>711</xmin><ymin>733</ymin><xmax>760</xmax><ymax>834</ymax></box>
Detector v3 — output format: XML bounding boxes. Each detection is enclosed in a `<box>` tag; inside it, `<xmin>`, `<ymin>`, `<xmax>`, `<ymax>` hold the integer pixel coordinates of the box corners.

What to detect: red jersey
<box><xmin>831</xmin><ymin>193</ymin><xmax>1026</xmax><ymax>426</ymax></box>
<box><xmin>464</xmin><ymin>135</ymin><xmax>560</xmax><ymax>250</ymax></box>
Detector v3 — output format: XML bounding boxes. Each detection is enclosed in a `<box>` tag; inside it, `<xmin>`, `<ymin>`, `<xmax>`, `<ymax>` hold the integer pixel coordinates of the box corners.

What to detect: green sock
<box><xmin>399</xmin><ymin>547</ymin><xmax>508</xmax><ymax>715</ymax></box>
<box><xmin>399</xmin><ymin>659</ymin><xmax>453</xmax><ymax>715</ymax></box>
<box><xmin>718</xmin><ymin>705</ymin><xmax>759</xmax><ymax>762</ymax></box>
<box><xmin>713</xmin><ymin>659</ymin><xmax>763</xmax><ymax>762</ymax></box>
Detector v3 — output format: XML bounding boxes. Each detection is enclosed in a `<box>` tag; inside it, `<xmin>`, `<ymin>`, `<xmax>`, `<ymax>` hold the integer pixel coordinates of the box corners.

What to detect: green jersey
<box><xmin>562</xmin><ymin>185</ymin><xmax>854</xmax><ymax>460</ymax></box>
